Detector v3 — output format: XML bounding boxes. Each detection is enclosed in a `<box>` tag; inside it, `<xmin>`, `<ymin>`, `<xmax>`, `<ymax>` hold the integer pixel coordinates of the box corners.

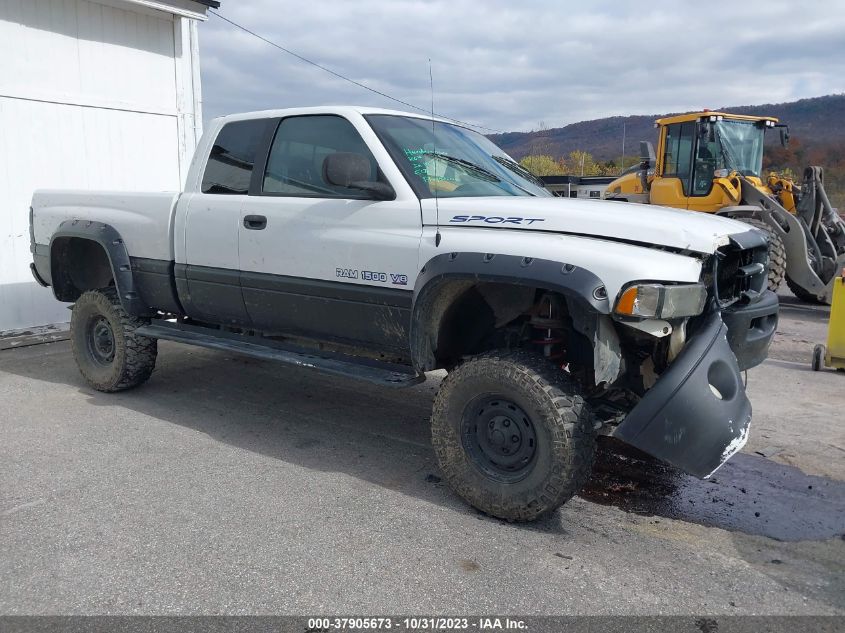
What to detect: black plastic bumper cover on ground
<box><xmin>613</xmin><ymin>312</ymin><xmax>752</xmax><ymax>478</ymax></box>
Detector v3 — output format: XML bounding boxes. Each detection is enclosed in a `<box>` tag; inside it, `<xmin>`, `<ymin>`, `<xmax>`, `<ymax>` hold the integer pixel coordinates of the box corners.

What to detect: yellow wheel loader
<box><xmin>604</xmin><ymin>111</ymin><xmax>845</xmax><ymax>304</ymax></box>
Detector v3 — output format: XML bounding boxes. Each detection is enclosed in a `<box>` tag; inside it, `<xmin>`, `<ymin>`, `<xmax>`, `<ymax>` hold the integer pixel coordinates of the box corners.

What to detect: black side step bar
<box><xmin>136</xmin><ymin>321</ymin><xmax>425</xmax><ymax>388</ymax></box>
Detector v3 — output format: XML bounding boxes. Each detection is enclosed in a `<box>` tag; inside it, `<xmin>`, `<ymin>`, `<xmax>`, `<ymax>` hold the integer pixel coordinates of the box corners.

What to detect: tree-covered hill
<box><xmin>489</xmin><ymin>94</ymin><xmax>845</xmax><ymax>161</ymax></box>
<box><xmin>491</xmin><ymin>94</ymin><xmax>845</xmax><ymax>208</ymax></box>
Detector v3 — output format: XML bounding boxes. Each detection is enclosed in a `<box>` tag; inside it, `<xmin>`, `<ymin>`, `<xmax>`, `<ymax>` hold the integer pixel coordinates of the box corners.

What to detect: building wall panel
<box><xmin>0</xmin><ymin>0</ymin><xmax>177</xmax><ymax>114</ymax></box>
<box><xmin>0</xmin><ymin>0</ymin><xmax>203</xmax><ymax>332</ymax></box>
<box><xmin>0</xmin><ymin>97</ymin><xmax>181</xmax><ymax>331</ymax></box>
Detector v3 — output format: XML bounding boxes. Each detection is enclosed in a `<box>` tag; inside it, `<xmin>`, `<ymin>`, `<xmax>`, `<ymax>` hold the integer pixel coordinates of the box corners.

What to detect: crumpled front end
<box><xmin>613</xmin><ymin>310</ymin><xmax>752</xmax><ymax>478</ymax></box>
<box><xmin>610</xmin><ymin>226</ymin><xmax>778</xmax><ymax>478</ymax></box>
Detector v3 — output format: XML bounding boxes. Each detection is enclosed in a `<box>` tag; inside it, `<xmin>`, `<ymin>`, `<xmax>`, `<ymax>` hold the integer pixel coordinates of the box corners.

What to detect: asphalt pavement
<box><xmin>0</xmin><ymin>297</ymin><xmax>843</xmax><ymax>615</ymax></box>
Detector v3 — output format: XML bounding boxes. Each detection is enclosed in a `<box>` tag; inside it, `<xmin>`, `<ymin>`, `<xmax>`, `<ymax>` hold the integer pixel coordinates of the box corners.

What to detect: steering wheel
<box><xmin>452</xmin><ymin>183</ymin><xmax>481</xmax><ymax>195</ymax></box>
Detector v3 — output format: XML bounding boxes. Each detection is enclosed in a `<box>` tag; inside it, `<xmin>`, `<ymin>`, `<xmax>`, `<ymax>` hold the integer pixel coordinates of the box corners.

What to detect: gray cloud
<box><xmin>199</xmin><ymin>0</ymin><xmax>845</xmax><ymax>132</ymax></box>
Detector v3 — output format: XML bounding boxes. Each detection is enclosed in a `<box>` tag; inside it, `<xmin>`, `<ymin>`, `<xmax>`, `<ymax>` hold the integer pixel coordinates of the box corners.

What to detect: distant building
<box><xmin>540</xmin><ymin>176</ymin><xmax>616</xmax><ymax>199</ymax></box>
<box><xmin>0</xmin><ymin>0</ymin><xmax>219</xmax><ymax>333</ymax></box>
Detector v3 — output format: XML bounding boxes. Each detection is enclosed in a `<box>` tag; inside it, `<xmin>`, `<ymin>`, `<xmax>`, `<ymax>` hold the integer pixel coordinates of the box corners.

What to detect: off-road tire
<box><xmin>431</xmin><ymin>350</ymin><xmax>595</xmax><ymax>521</ymax></box>
<box><xmin>739</xmin><ymin>217</ymin><xmax>786</xmax><ymax>293</ymax></box>
<box><xmin>70</xmin><ymin>288</ymin><xmax>157</xmax><ymax>392</ymax></box>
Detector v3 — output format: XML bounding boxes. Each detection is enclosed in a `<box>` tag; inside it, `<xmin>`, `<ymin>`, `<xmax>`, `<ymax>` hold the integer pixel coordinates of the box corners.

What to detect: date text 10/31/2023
<box><xmin>306</xmin><ymin>617</ymin><xmax>528</xmax><ymax>630</ymax></box>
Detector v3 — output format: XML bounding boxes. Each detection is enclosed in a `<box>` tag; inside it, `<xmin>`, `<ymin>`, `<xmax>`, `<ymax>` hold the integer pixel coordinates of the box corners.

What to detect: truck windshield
<box><xmin>712</xmin><ymin>120</ymin><xmax>765</xmax><ymax>177</ymax></box>
<box><xmin>366</xmin><ymin>114</ymin><xmax>551</xmax><ymax>199</ymax></box>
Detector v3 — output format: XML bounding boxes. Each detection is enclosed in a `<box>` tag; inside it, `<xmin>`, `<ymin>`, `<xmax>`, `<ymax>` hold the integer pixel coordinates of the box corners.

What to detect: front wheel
<box><xmin>430</xmin><ymin>350</ymin><xmax>595</xmax><ymax>521</ymax></box>
<box><xmin>70</xmin><ymin>288</ymin><xmax>157</xmax><ymax>392</ymax></box>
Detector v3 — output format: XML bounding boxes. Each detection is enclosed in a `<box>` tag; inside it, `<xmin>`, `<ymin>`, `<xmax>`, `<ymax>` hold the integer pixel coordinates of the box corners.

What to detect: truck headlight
<box><xmin>614</xmin><ymin>283</ymin><xmax>707</xmax><ymax>319</ymax></box>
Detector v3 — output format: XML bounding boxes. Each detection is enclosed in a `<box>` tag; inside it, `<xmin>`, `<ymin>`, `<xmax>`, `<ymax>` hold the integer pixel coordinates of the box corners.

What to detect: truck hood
<box><xmin>431</xmin><ymin>196</ymin><xmax>751</xmax><ymax>254</ymax></box>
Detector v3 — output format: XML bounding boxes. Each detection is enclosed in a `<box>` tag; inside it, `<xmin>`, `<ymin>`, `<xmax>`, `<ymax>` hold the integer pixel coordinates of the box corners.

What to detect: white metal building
<box><xmin>0</xmin><ymin>0</ymin><xmax>218</xmax><ymax>333</ymax></box>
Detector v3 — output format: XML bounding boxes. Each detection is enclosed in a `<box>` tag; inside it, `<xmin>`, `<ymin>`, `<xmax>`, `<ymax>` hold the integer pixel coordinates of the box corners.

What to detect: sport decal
<box><xmin>449</xmin><ymin>215</ymin><xmax>545</xmax><ymax>225</ymax></box>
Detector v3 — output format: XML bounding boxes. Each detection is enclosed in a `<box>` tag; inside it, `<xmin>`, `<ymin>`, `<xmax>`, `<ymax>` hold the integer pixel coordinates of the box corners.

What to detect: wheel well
<box><xmin>413</xmin><ymin>280</ymin><xmax>595</xmax><ymax>375</ymax></box>
<box><xmin>51</xmin><ymin>237</ymin><xmax>114</xmax><ymax>302</ymax></box>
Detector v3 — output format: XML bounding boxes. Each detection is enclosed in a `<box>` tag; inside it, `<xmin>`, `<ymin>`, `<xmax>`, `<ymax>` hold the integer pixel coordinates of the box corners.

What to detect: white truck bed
<box><xmin>31</xmin><ymin>190</ymin><xmax>180</xmax><ymax>261</ymax></box>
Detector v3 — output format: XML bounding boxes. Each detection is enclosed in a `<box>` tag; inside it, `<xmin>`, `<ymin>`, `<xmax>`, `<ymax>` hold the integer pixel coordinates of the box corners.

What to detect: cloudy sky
<box><xmin>198</xmin><ymin>0</ymin><xmax>845</xmax><ymax>133</ymax></box>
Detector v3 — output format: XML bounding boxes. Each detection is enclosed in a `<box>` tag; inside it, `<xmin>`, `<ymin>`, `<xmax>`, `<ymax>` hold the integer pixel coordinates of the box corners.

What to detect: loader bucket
<box><xmin>739</xmin><ymin>172</ymin><xmax>845</xmax><ymax>304</ymax></box>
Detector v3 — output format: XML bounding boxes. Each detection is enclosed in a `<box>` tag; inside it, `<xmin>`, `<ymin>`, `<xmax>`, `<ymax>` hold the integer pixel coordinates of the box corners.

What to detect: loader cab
<box><xmin>651</xmin><ymin>112</ymin><xmax>777</xmax><ymax>212</ymax></box>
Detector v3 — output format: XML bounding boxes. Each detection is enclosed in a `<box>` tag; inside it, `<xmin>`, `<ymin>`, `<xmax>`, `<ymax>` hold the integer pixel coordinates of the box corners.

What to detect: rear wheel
<box><xmin>70</xmin><ymin>288</ymin><xmax>157</xmax><ymax>392</ymax></box>
<box><xmin>738</xmin><ymin>216</ymin><xmax>786</xmax><ymax>293</ymax></box>
<box><xmin>430</xmin><ymin>350</ymin><xmax>595</xmax><ymax>521</ymax></box>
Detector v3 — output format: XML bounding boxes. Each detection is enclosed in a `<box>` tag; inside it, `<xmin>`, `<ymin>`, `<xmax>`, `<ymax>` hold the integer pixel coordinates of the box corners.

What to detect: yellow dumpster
<box><xmin>813</xmin><ymin>270</ymin><xmax>845</xmax><ymax>371</ymax></box>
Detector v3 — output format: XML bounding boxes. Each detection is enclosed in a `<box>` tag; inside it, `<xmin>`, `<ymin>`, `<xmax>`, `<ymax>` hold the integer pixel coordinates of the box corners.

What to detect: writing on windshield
<box><xmin>401</xmin><ymin>148</ymin><xmax>457</xmax><ymax>186</ymax></box>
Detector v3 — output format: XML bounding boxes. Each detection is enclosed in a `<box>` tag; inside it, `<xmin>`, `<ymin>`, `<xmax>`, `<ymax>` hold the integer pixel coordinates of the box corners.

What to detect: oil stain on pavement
<box><xmin>581</xmin><ymin>438</ymin><xmax>845</xmax><ymax>542</ymax></box>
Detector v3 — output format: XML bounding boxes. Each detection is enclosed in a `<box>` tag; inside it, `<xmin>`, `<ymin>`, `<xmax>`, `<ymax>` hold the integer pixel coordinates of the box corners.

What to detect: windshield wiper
<box><xmin>716</xmin><ymin>131</ymin><xmax>753</xmax><ymax>175</ymax></box>
<box><xmin>719</xmin><ymin>143</ymin><xmax>737</xmax><ymax>173</ymax></box>
<box><xmin>422</xmin><ymin>152</ymin><xmax>501</xmax><ymax>182</ymax></box>
<box><xmin>491</xmin><ymin>155</ymin><xmax>546</xmax><ymax>188</ymax></box>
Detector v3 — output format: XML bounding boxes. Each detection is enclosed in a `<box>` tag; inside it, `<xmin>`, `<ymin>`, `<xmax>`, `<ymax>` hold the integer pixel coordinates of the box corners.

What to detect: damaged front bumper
<box><xmin>613</xmin><ymin>310</ymin><xmax>755</xmax><ymax>479</ymax></box>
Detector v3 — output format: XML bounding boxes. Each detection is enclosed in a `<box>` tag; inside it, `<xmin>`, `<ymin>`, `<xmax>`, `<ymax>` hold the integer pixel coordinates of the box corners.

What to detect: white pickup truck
<box><xmin>30</xmin><ymin>106</ymin><xmax>778</xmax><ymax>521</ymax></box>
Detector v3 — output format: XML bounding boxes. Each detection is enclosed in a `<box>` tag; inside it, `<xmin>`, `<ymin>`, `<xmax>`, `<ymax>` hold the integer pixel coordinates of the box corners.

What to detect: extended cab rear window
<box><xmin>201</xmin><ymin>119</ymin><xmax>273</xmax><ymax>194</ymax></box>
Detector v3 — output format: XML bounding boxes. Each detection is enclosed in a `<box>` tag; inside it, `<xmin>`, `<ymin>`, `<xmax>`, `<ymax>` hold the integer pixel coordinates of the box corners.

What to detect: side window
<box><xmin>663</xmin><ymin>124</ymin><xmax>679</xmax><ymax>176</ymax></box>
<box><xmin>262</xmin><ymin>115</ymin><xmax>381</xmax><ymax>197</ymax></box>
<box><xmin>663</xmin><ymin>122</ymin><xmax>694</xmax><ymax>195</ymax></box>
<box><xmin>201</xmin><ymin>119</ymin><xmax>271</xmax><ymax>194</ymax></box>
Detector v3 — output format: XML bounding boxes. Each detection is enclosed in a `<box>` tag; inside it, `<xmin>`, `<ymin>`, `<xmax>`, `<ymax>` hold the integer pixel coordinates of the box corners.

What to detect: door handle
<box><xmin>243</xmin><ymin>214</ymin><xmax>267</xmax><ymax>230</ymax></box>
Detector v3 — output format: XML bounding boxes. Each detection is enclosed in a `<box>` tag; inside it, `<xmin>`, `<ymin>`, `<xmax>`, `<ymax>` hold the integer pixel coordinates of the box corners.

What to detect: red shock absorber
<box><xmin>529</xmin><ymin>293</ymin><xmax>566</xmax><ymax>362</ymax></box>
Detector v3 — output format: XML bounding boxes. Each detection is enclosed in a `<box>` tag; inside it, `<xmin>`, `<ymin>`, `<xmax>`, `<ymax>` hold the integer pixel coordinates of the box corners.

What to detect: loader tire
<box><xmin>431</xmin><ymin>350</ymin><xmax>595</xmax><ymax>522</ymax></box>
<box><xmin>785</xmin><ymin>276</ymin><xmax>827</xmax><ymax>305</ymax></box>
<box><xmin>70</xmin><ymin>288</ymin><xmax>157</xmax><ymax>392</ymax></box>
<box><xmin>739</xmin><ymin>217</ymin><xmax>786</xmax><ymax>293</ymax></box>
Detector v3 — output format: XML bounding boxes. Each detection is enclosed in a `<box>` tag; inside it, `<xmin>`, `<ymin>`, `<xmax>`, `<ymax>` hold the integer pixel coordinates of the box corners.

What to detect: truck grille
<box><xmin>713</xmin><ymin>243</ymin><xmax>768</xmax><ymax>306</ymax></box>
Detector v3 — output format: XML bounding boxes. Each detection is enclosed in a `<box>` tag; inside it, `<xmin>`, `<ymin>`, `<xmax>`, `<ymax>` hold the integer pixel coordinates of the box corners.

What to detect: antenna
<box><xmin>430</xmin><ymin>59</ymin><xmax>441</xmax><ymax>248</ymax></box>
<box><xmin>621</xmin><ymin>122</ymin><xmax>626</xmax><ymax>173</ymax></box>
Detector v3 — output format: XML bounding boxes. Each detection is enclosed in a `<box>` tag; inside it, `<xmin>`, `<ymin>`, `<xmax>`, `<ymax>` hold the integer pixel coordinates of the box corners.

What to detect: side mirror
<box><xmin>779</xmin><ymin>126</ymin><xmax>790</xmax><ymax>148</ymax></box>
<box><xmin>322</xmin><ymin>152</ymin><xmax>394</xmax><ymax>200</ymax></box>
<box><xmin>349</xmin><ymin>181</ymin><xmax>395</xmax><ymax>200</ymax></box>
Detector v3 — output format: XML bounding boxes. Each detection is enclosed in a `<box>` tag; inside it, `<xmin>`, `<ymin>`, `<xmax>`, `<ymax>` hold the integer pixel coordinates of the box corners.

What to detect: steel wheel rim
<box><xmin>87</xmin><ymin>316</ymin><xmax>115</xmax><ymax>366</ymax></box>
<box><xmin>461</xmin><ymin>395</ymin><xmax>537</xmax><ymax>483</ymax></box>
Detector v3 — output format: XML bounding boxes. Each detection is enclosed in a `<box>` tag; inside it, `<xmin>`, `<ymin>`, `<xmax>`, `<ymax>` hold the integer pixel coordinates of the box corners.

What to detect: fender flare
<box><xmin>49</xmin><ymin>220</ymin><xmax>149</xmax><ymax>317</ymax></box>
<box><xmin>410</xmin><ymin>252</ymin><xmax>611</xmax><ymax>371</ymax></box>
